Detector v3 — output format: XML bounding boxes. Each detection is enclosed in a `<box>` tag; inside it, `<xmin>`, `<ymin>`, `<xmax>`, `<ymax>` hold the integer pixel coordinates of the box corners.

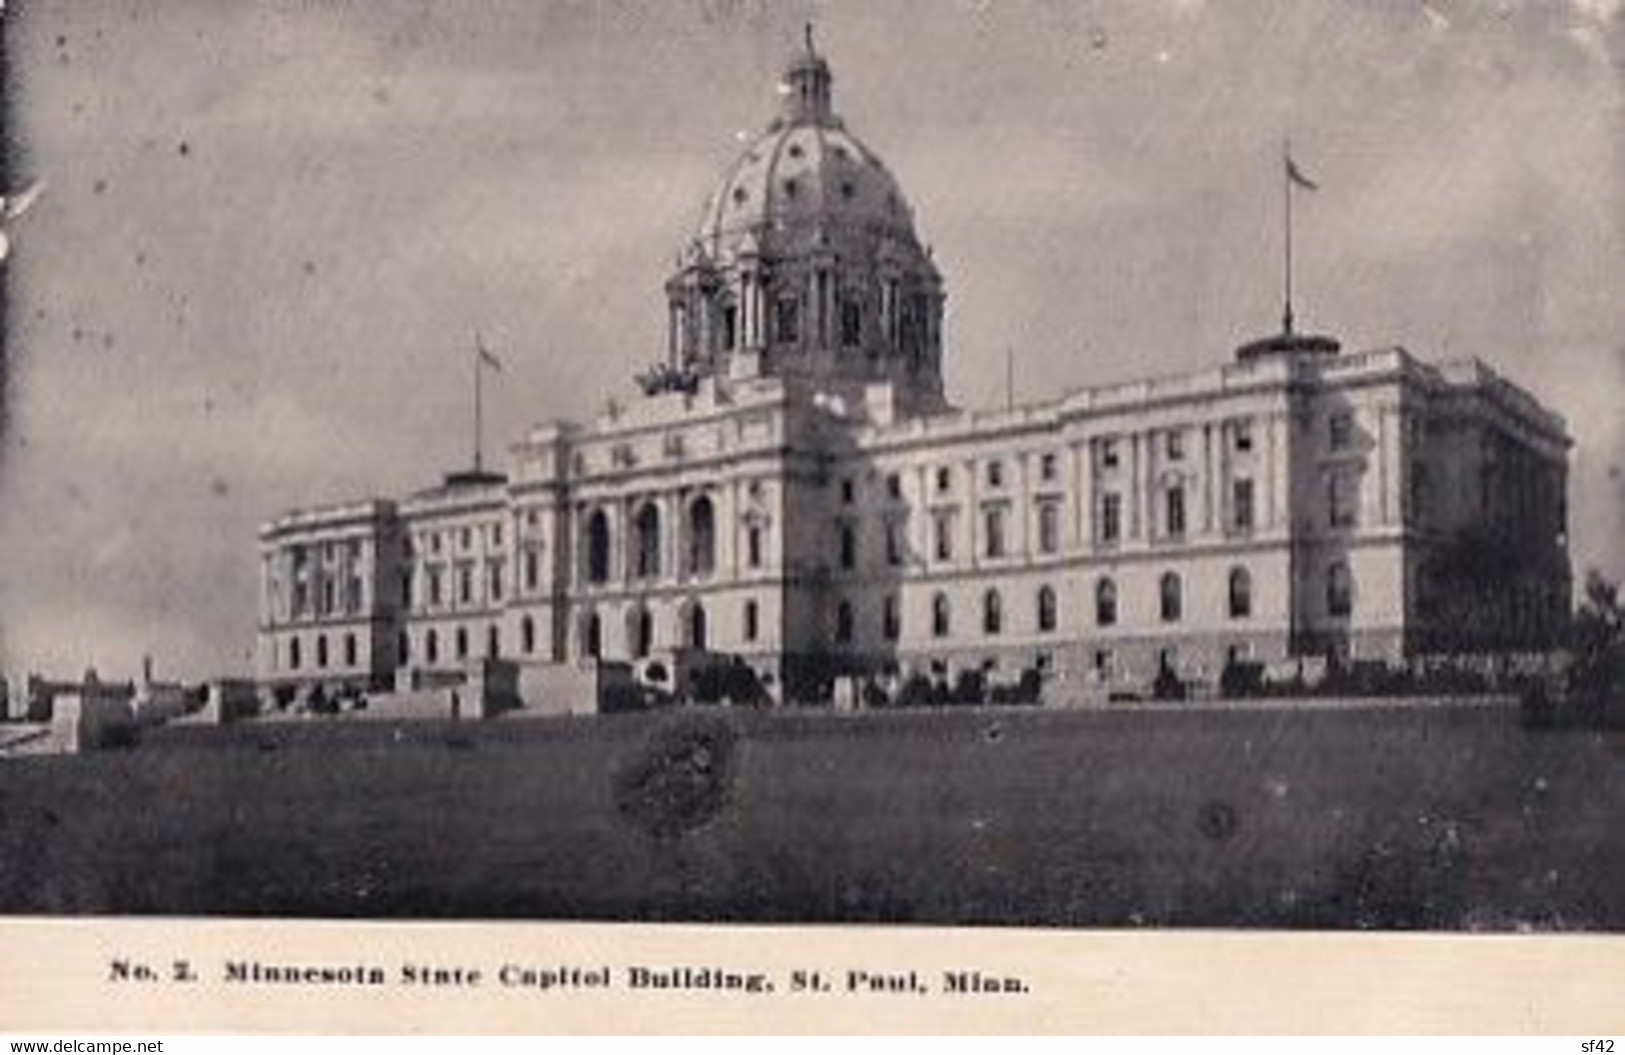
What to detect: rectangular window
<box><xmin>883</xmin><ymin>595</ymin><xmax>901</xmax><ymax>641</ymax></box>
<box><xmin>1100</xmin><ymin>493</ymin><xmax>1122</xmax><ymax>544</ymax></box>
<box><xmin>935</xmin><ymin>466</ymin><xmax>952</xmax><ymax>494</ymax></box>
<box><xmin>524</xmin><ymin>550</ymin><xmax>539</xmax><ymax>591</ymax></box>
<box><xmin>1166</xmin><ymin>487</ymin><xmax>1186</xmax><ymax>538</ymax></box>
<box><xmin>1232</xmin><ymin>478</ymin><xmax>1255</xmax><ymax>532</ymax></box>
<box><xmin>1166</xmin><ymin>430</ymin><xmax>1185</xmax><ymax>461</ymax></box>
<box><xmin>491</xmin><ymin>524</ymin><xmax>503</xmax><ymax>548</ymax></box>
<box><xmin>488</xmin><ymin>561</ymin><xmax>504</xmax><ymax>603</ymax></box>
<box><xmin>886</xmin><ymin>521</ymin><xmax>904</xmax><ymax>566</ymax></box>
<box><xmin>986</xmin><ymin>461</ymin><xmax>1004</xmax><ymax>489</ymax></box>
<box><xmin>984</xmin><ymin>507</ymin><xmax>1006</xmax><ymax>559</ymax></box>
<box><xmin>428</xmin><ymin>569</ymin><xmax>442</xmax><ymax>607</ymax></box>
<box><xmin>933</xmin><ymin>511</ymin><xmax>954</xmax><ymax>562</ymax></box>
<box><xmin>1234</xmin><ymin>418</ymin><xmax>1254</xmax><ymax>453</ymax></box>
<box><xmin>1040</xmin><ymin>452</ymin><xmax>1058</xmax><ymax>482</ymax></box>
<box><xmin>1037</xmin><ymin>502</ymin><xmax>1060</xmax><ymax>554</ymax></box>
<box><xmin>775</xmin><ymin>297</ymin><xmax>800</xmax><ymax>345</ymax></box>
<box><xmin>1330</xmin><ymin>412</ymin><xmax>1354</xmax><ymax>451</ymax></box>
<box><xmin>1101</xmin><ymin>439</ymin><xmax>1119</xmax><ymax>469</ymax></box>
<box><xmin>346</xmin><ymin>576</ymin><xmax>363</xmax><ymax>613</ymax></box>
<box><xmin>459</xmin><ymin>565</ymin><xmax>473</xmax><ymax>605</ymax></box>
<box><xmin>841</xmin><ymin>478</ymin><xmax>856</xmax><ymax>504</ymax></box>
<box><xmin>743</xmin><ymin>599</ymin><xmax>759</xmax><ymax>642</ymax></box>
<box><xmin>841</xmin><ymin>299</ymin><xmax>862</xmax><ymax>347</ymax></box>
<box><xmin>1329</xmin><ymin>471</ymin><xmax>1358</xmax><ymax>528</ymax></box>
<box><xmin>886</xmin><ymin>473</ymin><xmax>902</xmax><ymax>500</ymax></box>
<box><xmin>839</xmin><ymin>523</ymin><xmax>857</xmax><ymax>570</ymax></box>
<box><xmin>401</xmin><ymin>570</ymin><xmax>413</xmax><ymax>608</ymax></box>
<box><xmin>747</xmin><ymin>525</ymin><xmax>764</xmax><ymax>569</ymax></box>
<box><xmin>723</xmin><ymin>305</ymin><xmax>738</xmax><ymax>350</ymax></box>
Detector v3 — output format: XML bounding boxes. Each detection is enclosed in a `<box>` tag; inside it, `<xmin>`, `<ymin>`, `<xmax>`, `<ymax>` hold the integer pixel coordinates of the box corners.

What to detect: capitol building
<box><xmin>256</xmin><ymin>39</ymin><xmax>1572</xmax><ymax>705</ymax></box>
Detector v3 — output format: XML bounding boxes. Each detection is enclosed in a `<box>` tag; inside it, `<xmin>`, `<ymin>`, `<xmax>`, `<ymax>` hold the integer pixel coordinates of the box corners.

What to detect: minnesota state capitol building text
<box><xmin>257</xmin><ymin>40</ymin><xmax>1571</xmax><ymax>707</ymax></box>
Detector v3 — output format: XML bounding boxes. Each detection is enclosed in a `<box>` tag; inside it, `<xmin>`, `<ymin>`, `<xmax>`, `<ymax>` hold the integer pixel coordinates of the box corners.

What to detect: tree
<box><xmin>1569</xmin><ymin>570</ymin><xmax>1625</xmax><ymax>699</ymax></box>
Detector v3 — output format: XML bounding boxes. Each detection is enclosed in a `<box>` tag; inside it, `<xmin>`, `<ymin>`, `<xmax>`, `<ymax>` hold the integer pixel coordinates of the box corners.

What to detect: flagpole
<box><xmin>1283</xmin><ymin>136</ymin><xmax>1294</xmax><ymax>336</ymax></box>
<box><xmin>473</xmin><ymin>332</ymin><xmax>484</xmax><ymax>473</ymax></box>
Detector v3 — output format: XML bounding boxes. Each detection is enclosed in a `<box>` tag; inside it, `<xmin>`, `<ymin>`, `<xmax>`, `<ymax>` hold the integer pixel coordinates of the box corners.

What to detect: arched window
<box><xmin>316</xmin><ymin>634</ymin><xmax>329</xmax><ymax>669</ymax></box>
<box><xmin>632</xmin><ymin>502</ymin><xmax>661</xmax><ymax>579</ymax></box>
<box><xmin>629</xmin><ymin>607</ymin><xmax>654</xmax><ymax>659</ymax></box>
<box><xmin>882</xmin><ymin>595</ymin><xmax>901</xmax><ymax>641</ymax></box>
<box><xmin>932</xmin><ymin>592</ymin><xmax>951</xmax><ymax>638</ymax></box>
<box><xmin>289</xmin><ymin>636</ymin><xmax>302</xmax><ymax>671</ymax></box>
<box><xmin>838</xmin><ymin>522</ymin><xmax>856</xmax><ymax>570</ymax></box>
<box><xmin>343</xmin><ymin>633</ymin><xmax>357</xmax><ymax>667</ymax></box>
<box><xmin>1037</xmin><ymin>585</ymin><xmax>1058</xmax><ymax>633</ymax></box>
<box><xmin>455</xmin><ymin>626</ymin><xmax>469</xmax><ymax>659</ymax></box>
<box><xmin>743</xmin><ymin>599</ymin><xmax>759</xmax><ymax>642</ymax></box>
<box><xmin>1095</xmin><ymin>578</ymin><xmax>1117</xmax><ymax>627</ymax></box>
<box><xmin>585</xmin><ymin>509</ymin><xmax>611</xmax><ymax>585</ymax></box>
<box><xmin>581</xmin><ymin>612</ymin><xmax>602</xmax><ymax>659</ymax></box>
<box><xmin>686</xmin><ymin>601</ymin><xmax>709</xmax><ymax>651</ymax></box>
<box><xmin>983</xmin><ymin>589</ymin><xmax>1003</xmax><ymax>636</ymax></box>
<box><xmin>486</xmin><ymin>624</ymin><xmax>500</xmax><ymax>659</ymax></box>
<box><xmin>398</xmin><ymin>630</ymin><xmax>410</xmax><ymax>664</ymax></box>
<box><xmin>521</xmin><ymin>615</ymin><xmax>536</xmax><ymax>655</ymax></box>
<box><xmin>425</xmin><ymin>629</ymin><xmax>439</xmax><ymax>664</ymax></box>
<box><xmin>1327</xmin><ymin>562</ymin><xmax>1353</xmax><ymax>617</ymax></box>
<box><xmin>688</xmin><ymin>496</ymin><xmax>717</xmax><ymax>577</ymax></box>
<box><xmin>1228</xmin><ymin>567</ymin><xmax>1252</xmax><ymax>619</ymax></box>
<box><xmin>1160</xmin><ymin>572</ymin><xmax>1183</xmax><ymax>623</ymax></box>
<box><xmin>835</xmin><ymin>600</ymin><xmax>854</xmax><ymax>643</ymax></box>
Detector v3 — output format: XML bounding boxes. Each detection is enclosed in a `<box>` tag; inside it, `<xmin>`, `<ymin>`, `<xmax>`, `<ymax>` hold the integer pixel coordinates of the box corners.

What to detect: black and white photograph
<box><xmin>0</xmin><ymin>0</ymin><xmax>1621</xmax><ymax>954</ymax></box>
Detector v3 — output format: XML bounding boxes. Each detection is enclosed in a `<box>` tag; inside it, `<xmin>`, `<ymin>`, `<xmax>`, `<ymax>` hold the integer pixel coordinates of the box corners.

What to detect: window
<box><xmin>841</xmin><ymin>299</ymin><xmax>862</xmax><ymax>346</ymax></box>
<box><xmin>1166</xmin><ymin>430</ymin><xmax>1185</xmax><ymax>461</ymax></box>
<box><xmin>1165</xmin><ymin>487</ymin><xmax>1186</xmax><ymax>539</ymax></box>
<box><xmin>1327</xmin><ymin>562</ymin><xmax>1353</xmax><ymax>617</ymax></box>
<box><xmin>488</xmin><ymin>561</ymin><xmax>504</xmax><ymax>602</ymax></box>
<box><xmin>746</xmin><ymin>524</ymin><xmax>764</xmax><ymax>569</ymax></box>
<box><xmin>984</xmin><ymin>507</ymin><xmax>1006</xmax><ymax>558</ymax></box>
<box><xmin>1040</xmin><ymin>452</ymin><xmax>1058</xmax><ymax>482</ymax></box>
<box><xmin>1234</xmin><ymin>418</ymin><xmax>1253</xmax><ymax>452</ymax></box>
<box><xmin>1330</xmin><ymin>412</ymin><xmax>1354</xmax><ymax>450</ymax></box>
<box><xmin>935</xmin><ymin>466</ymin><xmax>952</xmax><ymax>494</ymax></box>
<box><xmin>688</xmin><ymin>496</ymin><xmax>717</xmax><ymax>577</ymax></box>
<box><xmin>524</xmin><ymin>550</ymin><xmax>540</xmax><ymax>591</ymax></box>
<box><xmin>455</xmin><ymin>626</ymin><xmax>469</xmax><ymax>659</ymax></box>
<box><xmin>1100</xmin><ymin>493</ymin><xmax>1122</xmax><ymax>544</ymax></box>
<box><xmin>1228</xmin><ymin>567</ymin><xmax>1252</xmax><ymax>619</ymax></box>
<box><xmin>883</xmin><ymin>595</ymin><xmax>900</xmax><ymax>641</ymax></box>
<box><xmin>835</xmin><ymin>601</ymin><xmax>854</xmax><ymax>643</ymax></box>
<box><xmin>982</xmin><ymin>590</ymin><xmax>1002</xmax><ymax>635</ymax></box>
<box><xmin>582</xmin><ymin>613</ymin><xmax>602</xmax><ymax>659</ymax></box>
<box><xmin>1329</xmin><ymin>471</ymin><xmax>1357</xmax><ymax>528</ymax></box>
<box><xmin>425</xmin><ymin>629</ymin><xmax>439</xmax><ymax>665</ymax></box>
<box><xmin>343</xmin><ymin>633</ymin><xmax>357</xmax><ymax>667</ymax></box>
<box><xmin>1232</xmin><ymin>478</ymin><xmax>1255</xmax><ymax>532</ymax></box>
<box><xmin>430</xmin><ymin>533</ymin><xmax>442</xmax><ymax>555</ymax></box>
<box><xmin>1101</xmin><ymin>439</ymin><xmax>1119</xmax><ymax>469</ymax></box>
<box><xmin>345</xmin><ymin>576</ymin><xmax>363</xmax><ymax>613</ymax></box>
<box><xmin>521</xmin><ymin>615</ymin><xmax>536</xmax><ymax>655</ymax></box>
<box><xmin>428</xmin><ymin>568</ymin><xmax>443</xmax><ymax>607</ymax></box>
<box><xmin>633</xmin><ymin>503</ymin><xmax>661</xmax><ymax>579</ymax></box>
<box><xmin>631</xmin><ymin>608</ymin><xmax>653</xmax><ymax>659</ymax></box>
<box><xmin>841</xmin><ymin>478</ymin><xmax>856</xmax><ymax>504</ymax></box>
<box><xmin>933</xmin><ymin>511</ymin><xmax>954</xmax><ymax>562</ymax></box>
<box><xmin>289</xmin><ymin>636</ymin><xmax>302</xmax><ymax>670</ymax></box>
<box><xmin>491</xmin><ymin>524</ymin><xmax>503</xmax><ymax>548</ymax></box>
<box><xmin>723</xmin><ymin>304</ymin><xmax>738</xmax><ymax>350</ymax></box>
<box><xmin>316</xmin><ymin>634</ymin><xmax>329</xmax><ymax>669</ymax></box>
<box><xmin>775</xmin><ymin>297</ymin><xmax>800</xmax><ymax>344</ymax></box>
<box><xmin>932</xmin><ymin>593</ymin><xmax>951</xmax><ymax>638</ymax></box>
<box><xmin>1095</xmin><ymin>579</ymin><xmax>1117</xmax><ymax>627</ymax></box>
<box><xmin>839</xmin><ymin>523</ymin><xmax>857</xmax><ymax>570</ymax></box>
<box><xmin>1160</xmin><ymin>572</ymin><xmax>1183</xmax><ymax>623</ymax></box>
<box><xmin>585</xmin><ymin>510</ymin><xmax>611</xmax><ymax>584</ymax></box>
<box><xmin>686</xmin><ymin>603</ymin><xmax>708</xmax><ymax>651</ymax></box>
<box><xmin>1410</xmin><ymin>461</ymin><xmax>1428</xmax><ymax>524</ymax></box>
<box><xmin>743</xmin><ymin>600</ymin><xmax>759</xmax><ymax>643</ymax></box>
<box><xmin>459</xmin><ymin>565</ymin><xmax>473</xmax><ymax>605</ymax></box>
<box><xmin>1037</xmin><ymin>585</ymin><xmax>1057</xmax><ymax>633</ymax></box>
<box><xmin>885</xmin><ymin>521</ymin><xmax>904</xmax><ymax>566</ymax></box>
<box><xmin>986</xmin><ymin>461</ymin><xmax>1004</xmax><ymax>489</ymax></box>
<box><xmin>398</xmin><ymin>630</ymin><xmax>410</xmax><ymax>664</ymax></box>
<box><xmin>486</xmin><ymin>625</ymin><xmax>500</xmax><ymax>659</ymax></box>
<box><xmin>1038</xmin><ymin>502</ymin><xmax>1060</xmax><ymax>554</ymax></box>
<box><xmin>322</xmin><ymin>578</ymin><xmax>336</xmax><ymax>615</ymax></box>
<box><xmin>460</xmin><ymin>527</ymin><xmax>472</xmax><ymax>551</ymax></box>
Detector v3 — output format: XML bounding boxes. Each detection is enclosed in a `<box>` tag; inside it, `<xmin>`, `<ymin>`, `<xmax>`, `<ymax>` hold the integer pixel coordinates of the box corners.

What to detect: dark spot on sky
<box><xmin>302</xmin><ymin>260</ymin><xmax>317</xmax><ymax>275</ymax></box>
<box><xmin>1609</xmin><ymin>464</ymin><xmax>1621</xmax><ymax>482</ymax></box>
<box><xmin>70</xmin><ymin>327</ymin><xmax>84</xmax><ymax>343</ymax></box>
<box><xmin>56</xmin><ymin>35</ymin><xmax>67</xmax><ymax>48</ymax></box>
<box><xmin>210</xmin><ymin>477</ymin><xmax>230</xmax><ymax>498</ymax></box>
<box><xmin>203</xmin><ymin>397</ymin><xmax>215</xmax><ymax>414</ymax></box>
<box><xmin>178</xmin><ymin>141</ymin><xmax>191</xmax><ymax>157</ymax></box>
<box><xmin>102</xmin><ymin>334</ymin><xmax>115</xmax><ymax>350</ymax></box>
<box><xmin>93</xmin><ymin>179</ymin><xmax>107</xmax><ymax>195</ymax></box>
<box><xmin>135</xmin><ymin>252</ymin><xmax>146</xmax><ymax>266</ymax></box>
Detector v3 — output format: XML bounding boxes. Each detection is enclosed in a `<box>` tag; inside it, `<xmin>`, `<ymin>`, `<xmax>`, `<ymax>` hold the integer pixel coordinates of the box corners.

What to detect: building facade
<box><xmin>257</xmin><ymin>40</ymin><xmax>1571</xmax><ymax>702</ymax></box>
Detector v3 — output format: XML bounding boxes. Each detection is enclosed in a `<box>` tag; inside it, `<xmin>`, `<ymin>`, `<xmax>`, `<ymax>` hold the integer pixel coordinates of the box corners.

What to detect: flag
<box><xmin>476</xmin><ymin>335</ymin><xmax>503</xmax><ymax>372</ymax></box>
<box><xmin>1286</xmin><ymin>153</ymin><xmax>1319</xmax><ymax>192</ymax></box>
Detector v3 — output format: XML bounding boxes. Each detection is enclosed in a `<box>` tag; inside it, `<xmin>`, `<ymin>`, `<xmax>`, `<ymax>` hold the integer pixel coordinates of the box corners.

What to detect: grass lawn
<box><xmin>1</xmin><ymin>700</ymin><xmax>1621</xmax><ymax>929</ymax></box>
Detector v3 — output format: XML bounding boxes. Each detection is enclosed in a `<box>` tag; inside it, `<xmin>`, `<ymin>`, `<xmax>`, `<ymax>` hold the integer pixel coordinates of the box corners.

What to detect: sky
<box><xmin>0</xmin><ymin>0</ymin><xmax>1620</xmax><ymax>681</ymax></box>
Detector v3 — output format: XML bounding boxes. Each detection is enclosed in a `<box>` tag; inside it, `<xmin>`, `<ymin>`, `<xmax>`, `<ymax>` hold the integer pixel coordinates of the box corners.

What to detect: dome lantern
<box><xmin>781</xmin><ymin>23</ymin><xmax>834</xmax><ymax>127</ymax></box>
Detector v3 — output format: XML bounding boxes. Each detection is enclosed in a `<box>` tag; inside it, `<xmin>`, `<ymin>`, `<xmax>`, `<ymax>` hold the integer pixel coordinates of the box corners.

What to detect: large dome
<box><xmin>693</xmin><ymin>116</ymin><xmax>920</xmax><ymax>263</ymax></box>
<box><xmin>658</xmin><ymin>30</ymin><xmax>946</xmax><ymax>417</ymax></box>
